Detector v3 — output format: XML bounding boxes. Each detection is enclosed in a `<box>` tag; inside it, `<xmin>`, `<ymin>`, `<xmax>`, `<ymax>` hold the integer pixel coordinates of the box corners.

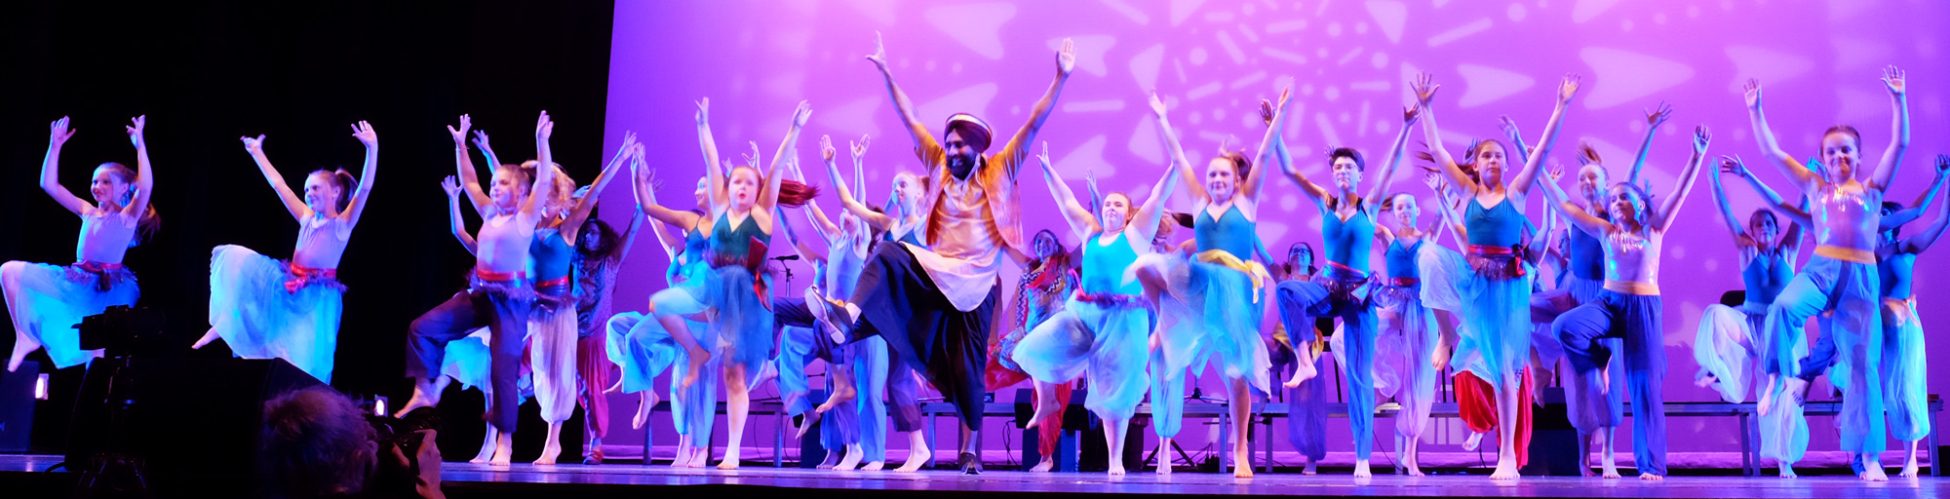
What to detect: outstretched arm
<box><xmin>695</xmin><ymin>98</ymin><xmax>729</xmax><ymax>213</ymax></box>
<box><xmin>1869</xmin><ymin>66</ymin><xmax>1909</xmax><ymax>191</ymax></box>
<box><xmin>1411</xmin><ymin>74</ymin><xmax>1481</xmax><ymax>194</ymax></box>
<box><xmin>990</xmin><ymin>38</ymin><xmax>1078</xmax><ymax>180</ymax></box>
<box><xmin>240</xmin><ymin>134</ymin><xmax>311</xmax><ymax>220</ymax></box>
<box><xmin>1653</xmin><ymin>126</ymin><xmax>1712</xmax><ymax>231</ymax></box>
<box><xmin>1509</xmin><ymin>75</ymin><xmax>1580</xmax><ymax>199</ymax></box>
<box><xmin>520</xmin><ymin>111</ymin><xmax>558</xmax><ymax>220</ymax></box>
<box><xmin>1154</xmin><ymin>92</ymin><xmax>1208</xmax><ymax>203</ymax></box>
<box><xmin>1268</xmin><ymin>95</ymin><xmax>1328</xmax><ymax>203</ymax></box>
<box><xmin>1427</xmin><ymin>173</ymin><xmax>1468</xmax><ymax>244</ymax></box>
<box><xmin>122</xmin><ymin>116</ymin><xmax>155</xmax><ymax>219</ymax></box>
<box><xmin>1242</xmin><ymin>87</ymin><xmax>1292</xmax><ymax>203</ymax></box>
<box><xmin>1908</xmin><ymin>160</ymin><xmax>1950</xmax><ymax>253</ymax></box>
<box><xmin>40</xmin><ymin>117</ymin><xmax>92</xmax><ymax>215</ymax></box>
<box><xmin>1496</xmin><ymin>115</ymin><xmax>1532</xmax><ymax>167</ymax></box>
<box><xmin>451</xmin><ymin>116</ymin><xmax>492</xmax><ymax>214</ymax></box>
<box><xmin>823</xmin><ymin>137</ymin><xmax>894</xmax><ymax>230</ymax></box>
<box><xmin>1038</xmin><ymin>142</ymin><xmax>1100</xmax><ymax>240</ymax></box>
<box><xmin>631</xmin><ymin>146</ymin><xmax>702</xmax><ymax>230</ymax></box>
<box><xmin>1742</xmin><ymin>79</ymin><xmax>1820</xmax><ymax>190</ymax></box>
<box><xmin>1364</xmin><ymin>105</ymin><xmax>1423</xmax><ymax>203</ymax></box>
<box><xmin>561</xmin><ymin>132</ymin><xmax>637</xmax><ymax>242</ymax></box>
<box><xmin>864</xmin><ymin>32</ymin><xmax>940</xmax><ymax>157</ymax></box>
<box><xmin>1885</xmin><ymin>156</ymin><xmax>1949</xmax><ymax>230</ymax></box>
<box><xmin>796</xmin><ymin>137</ymin><xmax>844</xmax><ymax>242</ymax></box>
<box><xmin>1131</xmin><ymin>93</ymin><xmax>1187</xmax><ymax>247</ymax></box>
<box><xmin>343</xmin><ymin>121</ymin><xmax>380</xmax><ymax>227</ymax></box>
<box><xmin>442</xmin><ymin>176</ymin><xmax>478</xmax><ymax>255</ymax></box>
<box><xmin>1709</xmin><ymin>156</ymin><xmax>1750</xmax><ymax>245</ymax></box>
<box><xmin>759</xmin><ymin>101</ymin><xmax>813</xmax><ymax>217</ymax></box>
<box><xmin>1728</xmin><ymin>154</ymin><xmax>1814</xmax><ymax>228</ymax></box>
<box><xmin>1537</xmin><ymin>163</ymin><xmax>1611</xmax><ymax>234</ymax></box>
<box><xmin>1627</xmin><ymin>103</ymin><xmax>1674</xmax><ymax>185</ymax></box>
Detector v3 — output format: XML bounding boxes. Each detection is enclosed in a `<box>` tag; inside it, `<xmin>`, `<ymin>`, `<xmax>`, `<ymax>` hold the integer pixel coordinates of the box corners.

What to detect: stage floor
<box><xmin>439</xmin><ymin>461</ymin><xmax>1950</xmax><ymax>499</ymax></box>
<box><xmin>3</xmin><ymin>454</ymin><xmax>1944</xmax><ymax>498</ymax></box>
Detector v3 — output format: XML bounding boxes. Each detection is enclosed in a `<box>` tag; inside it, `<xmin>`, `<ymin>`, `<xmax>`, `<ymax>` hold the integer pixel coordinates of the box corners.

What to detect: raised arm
<box><xmin>989</xmin><ymin>38</ymin><xmax>1078</xmax><ymax>179</ymax></box>
<box><xmin>1709</xmin><ymin>156</ymin><xmax>1750</xmax><ymax>244</ymax></box>
<box><xmin>617</xmin><ymin>195</ymin><xmax>645</xmax><ymax>261</ymax></box>
<box><xmin>631</xmin><ymin>149</ymin><xmax>702</xmax><ymax>230</ymax></box>
<box><xmin>1154</xmin><ymin>92</ymin><xmax>1208</xmax><ymax>203</ymax></box>
<box><xmin>239</xmin><ymin>134</ymin><xmax>310</xmax><ymax>220</ymax></box>
<box><xmin>1536</xmin><ymin>163</ymin><xmax>1611</xmax><ymax>234</ymax></box>
<box><xmin>774</xmin><ymin>206</ymin><xmax>826</xmax><ymax>266</ymax></box>
<box><xmin>1268</xmin><ymin>96</ymin><xmax>1328</xmax><ymax>203</ymax></box>
<box><xmin>451</xmin><ymin>116</ymin><xmax>492</xmax><ymax>214</ymax></box>
<box><xmin>40</xmin><ymin>118</ymin><xmax>91</xmax><ymax>215</ymax></box>
<box><xmin>520</xmin><ymin>111</ymin><xmax>558</xmax><ymax>220</ymax></box>
<box><xmin>823</xmin><ymin>137</ymin><xmax>893</xmax><ymax>230</ymax></box>
<box><xmin>863</xmin><ymin>33</ymin><xmax>941</xmax><ymax>153</ymax></box>
<box><xmin>1037</xmin><ymin>142</ymin><xmax>1100</xmax><ymax>240</ymax></box>
<box><xmin>342</xmin><ymin>121</ymin><xmax>380</xmax><ymax>227</ymax></box>
<box><xmin>1496</xmin><ymin>115</ymin><xmax>1532</xmax><ymax>167</ymax></box>
<box><xmin>795</xmin><ymin>137</ymin><xmax>845</xmax><ymax>242</ymax></box>
<box><xmin>1653</xmin><ymin>126</ymin><xmax>1712</xmax><ymax>231</ymax></box>
<box><xmin>1907</xmin><ymin>156</ymin><xmax>1950</xmax><ymax>253</ymax></box>
<box><xmin>1742</xmin><ymin>79</ymin><xmax>1820</xmax><ymax>190</ymax></box>
<box><xmin>1627</xmin><ymin>103</ymin><xmax>1674</xmax><ymax>185</ymax></box>
<box><xmin>1508</xmin><ymin>75</ymin><xmax>1580</xmax><ymax>199</ymax></box>
<box><xmin>1868</xmin><ymin>66</ymin><xmax>1909</xmax><ymax>191</ymax></box>
<box><xmin>1411</xmin><ymin>74</ymin><xmax>1480</xmax><ymax>194</ymax></box>
<box><xmin>560</xmin><ymin>131</ymin><xmax>637</xmax><ymax>242</ymax></box>
<box><xmin>1886</xmin><ymin>156</ymin><xmax>1950</xmax><ymax>230</ymax></box>
<box><xmin>442</xmin><ymin>176</ymin><xmax>477</xmax><ymax>255</ymax></box>
<box><xmin>1426</xmin><ymin>173</ymin><xmax>1468</xmax><ymax>244</ymax></box>
<box><xmin>696</xmin><ymin>98</ymin><xmax>729</xmax><ymax>212</ymax></box>
<box><xmin>1241</xmin><ymin>87</ymin><xmax>1292</xmax><ymax>203</ymax></box>
<box><xmin>1363</xmin><ymin>105</ymin><xmax>1423</xmax><ymax>203</ymax></box>
<box><xmin>1727</xmin><ymin>154</ymin><xmax>1814</xmax><ymax>228</ymax></box>
<box><xmin>759</xmin><ymin>101</ymin><xmax>813</xmax><ymax>217</ymax></box>
<box><xmin>1131</xmin><ymin>93</ymin><xmax>1187</xmax><ymax>246</ymax></box>
<box><xmin>122</xmin><ymin>116</ymin><xmax>154</xmax><ymax>219</ymax></box>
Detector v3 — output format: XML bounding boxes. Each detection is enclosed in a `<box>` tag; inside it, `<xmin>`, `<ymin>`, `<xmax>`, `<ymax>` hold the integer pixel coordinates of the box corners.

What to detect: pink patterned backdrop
<box><xmin>596</xmin><ymin>0</ymin><xmax>1949</xmax><ymax>463</ymax></box>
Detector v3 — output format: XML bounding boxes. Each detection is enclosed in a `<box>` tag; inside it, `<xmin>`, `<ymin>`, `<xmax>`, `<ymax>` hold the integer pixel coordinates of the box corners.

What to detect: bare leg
<box><xmin>1901</xmin><ymin>439</ymin><xmax>1921</xmax><ymax>478</ymax></box>
<box><xmin>1229</xmin><ymin>377</ymin><xmax>1253</xmax><ymax>479</ymax></box>
<box><xmin>535</xmin><ymin>422</ymin><xmax>564</xmax><ymax>465</ymax></box>
<box><xmin>1490</xmin><ymin>371</ymin><xmax>1521</xmax><ymax>481</ymax></box>
<box><xmin>191</xmin><ymin>328</ymin><xmax>221</xmax><ymax>349</ymax></box>
<box><xmin>3</xmin><ymin>263</ymin><xmax>39</xmax><ymax>373</ymax></box>
<box><xmin>1600</xmin><ymin>427</ymin><xmax>1621</xmax><ymax>479</ymax></box>
<box><xmin>1403</xmin><ymin>435</ymin><xmax>1425</xmax><ymax>476</ymax></box>
<box><xmin>1026</xmin><ymin>380</ymin><xmax>1059</xmax><ymax>431</ymax></box>
<box><xmin>671</xmin><ymin>435</ymin><xmax>692</xmax><ymax>468</ymax></box>
<box><xmin>657</xmin><ymin>310</ymin><xmax>711</xmax><ymax>391</ymax></box>
<box><xmin>396</xmin><ymin>377</ymin><xmax>443</xmax><ymax>418</ymax></box>
<box><xmin>489</xmin><ymin>431</ymin><xmax>514</xmax><ymax>465</ymax></box>
<box><xmin>1104</xmin><ymin>413</ymin><xmax>1131</xmax><ymax>477</ymax></box>
<box><xmin>895</xmin><ymin>431</ymin><xmax>931</xmax><ymax>472</ymax></box>
<box><xmin>470</xmin><ymin>423</ymin><xmax>498</xmax><ymax>464</ymax></box>
<box><xmin>719</xmin><ymin>364</ymin><xmax>750</xmax><ymax>470</ymax></box>
<box><xmin>1155</xmin><ymin>437</ymin><xmax>1175</xmax><ymax>476</ymax></box>
<box><xmin>632</xmin><ymin>390</ymin><xmax>659</xmax><ymax>430</ymax></box>
<box><xmin>1860</xmin><ymin>453</ymin><xmax>1888</xmax><ymax>481</ymax></box>
<box><xmin>818</xmin><ymin>449</ymin><xmax>839</xmax><ymax>469</ymax></box>
<box><xmin>835</xmin><ymin>443</ymin><xmax>864</xmax><ymax>471</ymax></box>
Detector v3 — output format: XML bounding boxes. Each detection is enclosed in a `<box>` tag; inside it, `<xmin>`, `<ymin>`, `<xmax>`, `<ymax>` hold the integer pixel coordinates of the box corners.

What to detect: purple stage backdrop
<box><xmin>596</xmin><ymin>0</ymin><xmax>1948</xmax><ymax>462</ymax></box>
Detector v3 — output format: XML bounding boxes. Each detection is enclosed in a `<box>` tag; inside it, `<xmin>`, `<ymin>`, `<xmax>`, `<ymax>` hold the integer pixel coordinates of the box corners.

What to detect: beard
<box><xmin>947</xmin><ymin>154</ymin><xmax>977</xmax><ymax>179</ymax></box>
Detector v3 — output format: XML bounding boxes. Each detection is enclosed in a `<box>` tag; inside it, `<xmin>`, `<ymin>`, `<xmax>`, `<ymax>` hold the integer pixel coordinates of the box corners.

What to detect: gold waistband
<box><xmin>1603</xmin><ymin>280</ymin><xmax>1661</xmax><ymax>296</ymax></box>
<box><xmin>1194</xmin><ymin>249</ymin><xmax>1270</xmax><ymax>301</ymax></box>
<box><xmin>1814</xmin><ymin>245</ymin><xmax>1876</xmax><ymax>264</ymax></box>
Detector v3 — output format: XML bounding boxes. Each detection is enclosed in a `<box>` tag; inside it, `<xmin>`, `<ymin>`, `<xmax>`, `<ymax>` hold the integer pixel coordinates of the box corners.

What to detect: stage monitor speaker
<box><xmin>1523</xmin><ymin>386</ymin><xmax>1582</xmax><ymax>476</ymax></box>
<box><xmin>67</xmin><ymin>355</ymin><xmax>322</xmax><ymax>497</ymax></box>
<box><xmin>0</xmin><ymin>360</ymin><xmax>38</xmax><ymax>453</ymax></box>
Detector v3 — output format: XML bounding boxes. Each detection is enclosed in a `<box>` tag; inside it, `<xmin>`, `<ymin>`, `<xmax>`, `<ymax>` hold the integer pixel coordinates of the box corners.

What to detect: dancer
<box><xmin>988</xmin><ymin>228</ymin><xmax>1077</xmax><ymax>472</ymax></box>
<box><xmin>1698</xmin><ymin>154</ymin><xmax>1808</xmax><ymax>476</ymax></box>
<box><xmin>814</xmin><ymin>33</ymin><xmax>1076</xmax><ymax>475</ymax></box>
<box><xmin>1265</xmin><ymin>94</ymin><xmax>1417</xmax><ymax>479</ymax></box>
<box><xmin>572</xmin><ymin>197</ymin><xmax>644</xmax><ymax>464</ymax></box>
<box><xmin>1744</xmin><ymin>67</ymin><xmax>1907</xmax><ymax>481</ymax></box>
<box><xmin>1369</xmin><ymin>190</ymin><xmax>1444</xmax><ymax>476</ymax></box>
<box><xmin>1012</xmin><ymin>93</ymin><xmax>1181</xmax><ymax>477</ymax></box>
<box><xmin>399</xmin><ymin>112</ymin><xmax>560</xmax><ymax>465</ymax></box>
<box><xmin>1872</xmin><ymin>155</ymin><xmax>1948</xmax><ymax>477</ymax></box>
<box><xmin>6</xmin><ymin>116</ymin><xmax>158</xmax><ymax>372</ymax></box>
<box><xmin>1545</xmin><ymin>125</ymin><xmax>1713</xmax><ymax>481</ymax></box>
<box><xmin>1128</xmin><ymin>88</ymin><xmax>1285</xmax><ymax>478</ymax></box>
<box><xmin>198</xmin><ymin>122</ymin><xmax>376</xmax><ymax>384</ymax></box>
<box><xmin>615</xmin><ymin>167</ymin><xmax>721</xmax><ymax>468</ymax></box>
<box><xmin>527</xmin><ymin>129</ymin><xmax>635</xmax><ymax>465</ymax></box>
<box><xmin>1412</xmin><ymin>72</ymin><xmax>1577</xmax><ymax>481</ymax></box>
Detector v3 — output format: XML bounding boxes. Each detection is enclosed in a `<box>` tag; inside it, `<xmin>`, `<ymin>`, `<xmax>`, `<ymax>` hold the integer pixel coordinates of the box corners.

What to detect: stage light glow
<box><xmin>374</xmin><ymin>396</ymin><xmax>389</xmax><ymax>417</ymax></box>
<box><xmin>33</xmin><ymin>374</ymin><xmax>49</xmax><ymax>401</ymax></box>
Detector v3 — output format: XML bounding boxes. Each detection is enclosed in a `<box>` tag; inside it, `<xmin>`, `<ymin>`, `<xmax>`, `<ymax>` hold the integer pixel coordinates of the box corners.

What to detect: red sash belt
<box><xmin>285</xmin><ymin>264</ymin><xmax>338</xmax><ymax>293</ymax></box>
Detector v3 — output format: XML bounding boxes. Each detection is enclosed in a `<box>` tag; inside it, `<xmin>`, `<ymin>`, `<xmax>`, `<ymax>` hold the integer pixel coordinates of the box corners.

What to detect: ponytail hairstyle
<box><xmin>99</xmin><ymin>162</ymin><xmax>162</xmax><ymax>246</ymax></box>
<box><xmin>310</xmin><ymin>168</ymin><xmax>359</xmax><ymax>213</ymax></box>
<box><xmin>774</xmin><ymin>179</ymin><xmax>821</xmax><ymax>208</ymax></box>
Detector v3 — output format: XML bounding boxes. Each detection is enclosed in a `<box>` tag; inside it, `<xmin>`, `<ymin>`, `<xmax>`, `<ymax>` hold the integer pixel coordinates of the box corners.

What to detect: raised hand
<box><xmin>1403</xmin><ymin>104</ymin><xmax>1421</xmax><ymax>125</ymax></box>
<box><xmin>1935</xmin><ymin>154</ymin><xmax>1948</xmax><ymax>175</ymax></box>
<box><xmin>743</xmin><ymin>141</ymin><xmax>762</xmax><ymax>168</ymax></box>
<box><xmin>1645</xmin><ymin>102</ymin><xmax>1674</xmax><ymax>129</ymax></box>
<box><xmin>865</xmin><ymin>31</ymin><xmax>890</xmax><ymax>72</ymax></box>
<box><xmin>850</xmin><ymin>134</ymin><xmax>871</xmax><ymax>159</ymax></box>
<box><xmin>1692</xmin><ymin>125</ymin><xmax>1712</xmax><ymax>154</ymax></box>
<box><xmin>1547</xmin><ymin>165</ymin><xmax>1565</xmax><ymax>183</ymax></box>
<box><xmin>351</xmin><ymin>121</ymin><xmax>378</xmax><ymax>147</ymax></box>
<box><xmin>1719</xmin><ymin>155</ymin><xmax>1751</xmax><ymax>179</ymax></box>
<box><xmin>471</xmin><ymin>130</ymin><xmax>491</xmax><ymax>153</ymax></box>
<box><xmin>442</xmin><ymin>175</ymin><xmax>462</xmax><ymax>198</ymax></box>
<box><xmin>1423</xmin><ymin>172</ymin><xmax>1443</xmax><ymax>192</ymax></box>
<box><xmin>791</xmin><ymin>100</ymin><xmax>814</xmax><ymax>128</ymax></box>
<box><xmin>1259</xmin><ymin>99</ymin><xmax>1276</xmax><ymax>126</ymax></box>
<box><xmin>695</xmin><ymin>98</ymin><xmax>711</xmax><ymax>127</ymax></box>
<box><xmin>1056</xmin><ymin>38</ymin><xmax>1077</xmax><ymax>76</ymax></box>
<box><xmin>126</xmin><ymin>115</ymin><xmax>147</xmax><ymax>148</ymax></box>
<box><xmin>49</xmin><ymin>117</ymin><xmax>77</xmax><ymax>147</ymax></box>
<box><xmin>535</xmin><ymin>111</ymin><xmax>554</xmax><ymax>141</ymax></box>
<box><xmin>1556</xmin><ymin>74</ymin><xmax>1582</xmax><ymax>105</ymax></box>
<box><xmin>447</xmin><ymin>115</ymin><xmax>472</xmax><ymax>145</ymax></box>
<box><xmin>1743</xmin><ymin>79</ymin><xmax>1763</xmax><ymax>111</ymax></box>
<box><xmin>1411</xmin><ymin>73</ymin><xmax>1440</xmax><ymax>108</ymax></box>
<box><xmin>1497</xmin><ymin>115</ymin><xmax>1522</xmax><ymax>143</ymax></box>
<box><xmin>241</xmin><ymin>134</ymin><xmax>267</xmax><ymax>154</ymax></box>
<box><xmin>820</xmin><ymin>135</ymin><xmax>838</xmax><ymax>164</ymax></box>
<box><xmin>619</xmin><ymin>130</ymin><xmax>639</xmax><ymax>154</ymax></box>
<box><xmin>1037</xmin><ymin>141</ymin><xmax>1053</xmax><ymax>168</ymax></box>
<box><xmin>1148</xmin><ymin>91</ymin><xmax>1169</xmax><ymax>119</ymax></box>
<box><xmin>1882</xmin><ymin>65</ymin><xmax>1906</xmax><ymax>96</ymax></box>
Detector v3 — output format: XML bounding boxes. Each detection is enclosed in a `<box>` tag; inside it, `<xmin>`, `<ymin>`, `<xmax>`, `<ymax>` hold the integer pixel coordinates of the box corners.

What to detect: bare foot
<box><xmin>1354</xmin><ymin>460</ymin><xmax>1372</xmax><ymax>479</ymax></box>
<box><xmin>680</xmin><ymin>346</ymin><xmax>711</xmax><ymax>390</ymax></box>
<box><xmin>1757</xmin><ymin>375</ymin><xmax>1778</xmax><ymax>416</ymax></box>
<box><xmin>835</xmin><ymin>444</ymin><xmax>864</xmax><ymax>471</ymax></box>
<box><xmin>1284</xmin><ymin>355</ymin><xmax>1318</xmax><ymax>388</ymax></box>
<box><xmin>1462</xmin><ymin>431</ymin><xmax>1484</xmax><ymax>452</ymax></box>
<box><xmin>1233</xmin><ymin>464</ymin><xmax>1254</xmax><ymax>479</ymax></box>
<box><xmin>1901</xmin><ymin>460</ymin><xmax>1920</xmax><ymax>478</ymax></box>
<box><xmin>896</xmin><ymin>446</ymin><xmax>931</xmax><ymax>472</ymax></box>
<box><xmin>1778</xmin><ymin>463</ymin><xmax>1797</xmax><ymax>478</ymax></box>
<box><xmin>396</xmin><ymin>381</ymin><xmax>441</xmax><ymax>418</ymax></box>
<box><xmin>1639</xmin><ymin>473</ymin><xmax>1663</xmax><ymax>481</ymax></box>
<box><xmin>1302</xmin><ymin>461</ymin><xmax>1318</xmax><ymax>475</ymax></box>
<box><xmin>489</xmin><ymin>434</ymin><xmax>514</xmax><ymax>466</ymax></box>
<box><xmin>633</xmin><ymin>391</ymin><xmax>659</xmax><ymax>430</ymax></box>
<box><xmin>1404</xmin><ymin>463</ymin><xmax>1425</xmax><ymax>477</ymax></box>
<box><xmin>1108</xmin><ymin>462</ymin><xmax>1127</xmax><ymax>477</ymax></box>
<box><xmin>795</xmin><ymin>411</ymin><xmax>822</xmax><ymax>440</ymax></box>
<box><xmin>191</xmin><ymin>328</ymin><xmax>221</xmax><ymax>349</ymax></box>
<box><xmin>1156</xmin><ymin>462</ymin><xmax>1173</xmax><ymax>476</ymax></box>
<box><xmin>862</xmin><ymin>461</ymin><xmax>885</xmax><ymax>471</ymax></box>
<box><xmin>1490</xmin><ymin>461</ymin><xmax>1520</xmax><ymax>481</ymax></box>
<box><xmin>1860</xmin><ymin>463</ymin><xmax>1888</xmax><ymax>482</ymax></box>
<box><xmin>1029</xmin><ymin>458</ymin><xmax>1054</xmax><ymax>472</ymax></box>
<box><xmin>717</xmin><ymin>447</ymin><xmax>742</xmax><ymax>470</ymax></box>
